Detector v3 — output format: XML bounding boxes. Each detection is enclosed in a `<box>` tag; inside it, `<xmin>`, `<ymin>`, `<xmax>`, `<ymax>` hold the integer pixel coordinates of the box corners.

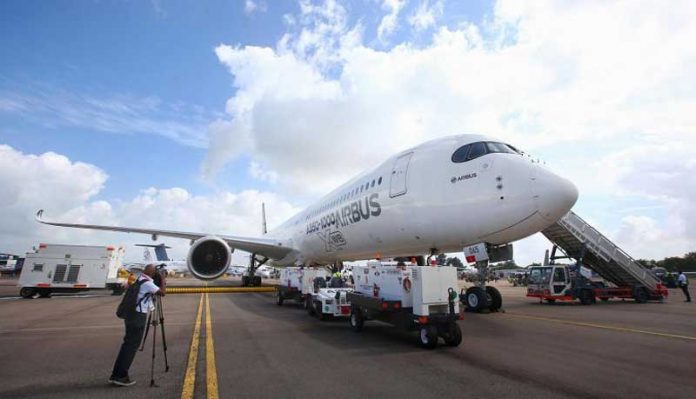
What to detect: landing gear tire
<box><xmin>241</xmin><ymin>276</ymin><xmax>249</xmax><ymax>287</ymax></box>
<box><xmin>634</xmin><ymin>288</ymin><xmax>649</xmax><ymax>304</ymax></box>
<box><xmin>443</xmin><ymin>323</ymin><xmax>463</xmax><ymax>347</ymax></box>
<box><xmin>579</xmin><ymin>289</ymin><xmax>594</xmax><ymax>305</ymax></box>
<box><xmin>350</xmin><ymin>307</ymin><xmax>364</xmax><ymax>332</ymax></box>
<box><xmin>38</xmin><ymin>289</ymin><xmax>52</xmax><ymax>298</ymax></box>
<box><xmin>464</xmin><ymin>287</ymin><xmax>489</xmax><ymax>312</ymax></box>
<box><xmin>303</xmin><ymin>295</ymin><xmax>311</xmax><ymax>310</ymax></box>
<box><xmin>20</xmin><ymin>287</ymin><xmax>36</xmax><ymax>299</ymax></box>
<box><xmin>486</xmin><ymin>286</ymin><xmax>502</xmax><ymax>311</ymax></box>
<box><xmin>276</xmin><ymin>291</ymin><xmax>284</xmax><ymax>306</ymax></box>
<box><xmin>419</xmin><ymin>325</ymin><xmax>439</xmax><ymax>349</ymax></box>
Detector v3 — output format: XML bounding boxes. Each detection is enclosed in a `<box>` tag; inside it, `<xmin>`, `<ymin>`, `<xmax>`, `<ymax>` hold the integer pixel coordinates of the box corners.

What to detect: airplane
<box><xmin>35</xmin><ymin>134</ymin><xmax>578</xmax><ymax>305</ymax></box>
<box><xmin>134</xmin><ymin>243</ymin><xmax>189</xmax><ymax>276</ymax></box>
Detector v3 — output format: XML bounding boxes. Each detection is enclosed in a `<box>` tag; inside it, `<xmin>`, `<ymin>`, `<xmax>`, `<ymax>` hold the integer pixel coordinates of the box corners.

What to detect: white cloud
<box><xmin>377</xmin><ymin>0</ymin><xmax>407</xmax><ymax>42</ymax></box>
<box><xmin>408</xmin><ymin>0</ymin><xmax>443</xmax><ymax>31</ymax></box>
<box><xmin>248</xmin><ymin>161</ymin><xmax>278</xmax><ymax>183</ymax></box>
<box><xmin>203</xmin><ymin>0</ymin><xmax>696</xmax><ymax>263</ymax></box>
<box><xmin>244</xmin><ymin>0</ymin><xmax>267</xmax><ymax>15</ymax></box>
<box><xmin>0</xmin><ymin>146</ymin><xmax>300</xmax><ymax>263</ymax></box>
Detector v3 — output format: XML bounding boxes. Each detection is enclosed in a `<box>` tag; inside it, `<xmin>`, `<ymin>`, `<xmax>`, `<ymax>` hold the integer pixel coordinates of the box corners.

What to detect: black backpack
<box><xmin>116</xmin><ymin>279</ymin><xmax>146</xmax><ymax>319</ymax></box>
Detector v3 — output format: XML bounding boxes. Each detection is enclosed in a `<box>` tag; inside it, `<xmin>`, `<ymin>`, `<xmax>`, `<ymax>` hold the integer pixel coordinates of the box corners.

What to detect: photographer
<box><xmin>109</xmin><ymin>264</ymin><xmax>166</xmax><ymax>387</ymax></box>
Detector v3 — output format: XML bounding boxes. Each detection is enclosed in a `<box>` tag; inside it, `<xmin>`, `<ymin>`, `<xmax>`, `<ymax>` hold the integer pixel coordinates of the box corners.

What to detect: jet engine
<box><xmin>186</xmin><ymin>236</ymin><xmax>232</xmax><ymax>280</ymax></box>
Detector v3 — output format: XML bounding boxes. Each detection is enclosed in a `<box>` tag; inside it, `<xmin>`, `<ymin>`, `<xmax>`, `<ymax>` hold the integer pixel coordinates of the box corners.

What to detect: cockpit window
<box><xmin>451</xmin><ymin>144</ymin><xmax>471</xmax><ymax>162</ymax></box>
<box><xmin>466</xmin><ymin>142</ymin><xmax>487</xmax><ymax>160</ymax></box>
<box><xmin>452</xmin><ymin>141</ymin><xmax>521</xmax><ymax>163</ymax></box>
<box><xmin>486</xmin><ymin>142</ymin><xmax>519</xmax><ymax>154</ymax></box>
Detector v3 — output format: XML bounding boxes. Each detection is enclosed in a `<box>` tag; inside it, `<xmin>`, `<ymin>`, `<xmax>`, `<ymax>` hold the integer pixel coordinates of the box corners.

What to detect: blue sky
<box><xmin>1</xmin><ymin>1</ymin><xmax>693</xmax><ymax>263</ymax></box>
<box><xmin>0</xmin><ymin>0</ymin><xmax>491</xmax><ymax>200</ymax></box>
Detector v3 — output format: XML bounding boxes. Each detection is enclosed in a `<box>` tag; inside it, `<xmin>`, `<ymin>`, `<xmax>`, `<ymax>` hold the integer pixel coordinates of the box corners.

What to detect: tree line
<box><xmin>637</xmin><ymin>252</ymin><xmax>696</xmax><ymax>272</ymax></box>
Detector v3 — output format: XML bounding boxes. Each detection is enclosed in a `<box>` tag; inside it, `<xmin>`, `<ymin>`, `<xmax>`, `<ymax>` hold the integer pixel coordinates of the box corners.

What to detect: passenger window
<box><xmin>451</xmin><ymin>144</ymin><xmax>471</xmax><ymax>163</ymax></box>
<box><xmin>371</xmin><ymin>180</ymin><xmax>375</xmax><ymax>188</ymax></box>
<box><xmin>378</xmin><ymin>177</ymin><xmax>382</xmax><ymax>185</ymax></box>
<box><xmin>466</xmin><ymin>142</ymin><xmax>487</xmax><ymax>160</ymax></box>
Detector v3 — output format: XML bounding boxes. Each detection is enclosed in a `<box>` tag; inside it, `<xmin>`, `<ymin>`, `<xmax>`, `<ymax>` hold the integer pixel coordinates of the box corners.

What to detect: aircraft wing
<box><xmin>35</xmin><ymin>209</ymin><xmax>294</xmax><ymax>260</ymax></box>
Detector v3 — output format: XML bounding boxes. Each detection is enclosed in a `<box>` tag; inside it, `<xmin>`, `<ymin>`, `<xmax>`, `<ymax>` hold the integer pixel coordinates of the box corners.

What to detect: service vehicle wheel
<box><xmin>486</xmin><ymin>286</ymin><xmax>502</xmax><ymax>311</ymax></box>
<box><xmin>464</xmin><ymin>287</ymin><xmax>489</xmax><ymax>312</ymax></box>
<box><xmin>443</xmin><ymin>323</ymin><xmax>463</xmax><ymax>347</ymax></box>
<box><xmin>38</xmin><ymin>289</ymin><xmax>52</xmax><ymax>298</ymax></box>
<box><xmin>276</xmin><ymin>291</ymin><xmax>284</xmax><ymax>306</ymax></box>
<box><xmin>252</xmin><ymin>276</ymin><xmax>262</xmax><ymax>286</ymax></box>
<box><xmin>579</xmin><ymin>289</ymin><xmax>594</xmax><ymax>305</ymax></box>
<box><xmin>634</xmin><ymin>288</ymin><xmax>649</xmax><ymax>304</ymax></box>
<box><xmin>545</xmin><ymin>299</ymin><xmax>556</xmax><ymax>304</ymax></box>
<box><xmin>241</xmin><ymin>276</ymin><xmax>249</xmax><ymax>286</ymax></box>
<box><xmin>307</xmin><ymin>298</ymin><xmax>316</xmax><ymax>316</ymax></box>
<box><xmin>314</xmin><ymin>301</ymin><xmax>326</xmax><ymax>321</ymax></box>
<box><xmin>350</xmin><ymin>308</ymin><xmax>364</xmax><ymax>332</ymax></box>
<box><xmin>19</xmin><ymin>287</ymin><xmax>36</xmax><ymax>299</ymax></box>
<box><xmin>419</xmin><ymin>325</ymin><xmax>438</xmax><ymax>349</ymax></box>
<box><xmin>599</xmin><ymin>297</ymin><xmax>610</xmax><ymax>302</ymax></box>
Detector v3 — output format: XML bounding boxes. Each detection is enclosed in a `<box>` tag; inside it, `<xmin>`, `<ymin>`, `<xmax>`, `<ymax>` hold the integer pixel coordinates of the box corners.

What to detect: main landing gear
<box><xmin>461</xmin><ymin>260</ymin><xmax>502</xmax><ymax>313</ymax></box>
<box><xmin>241</xmin><ymin>253</ymin><xmax>267</xmax><ymax>287</ymax></box>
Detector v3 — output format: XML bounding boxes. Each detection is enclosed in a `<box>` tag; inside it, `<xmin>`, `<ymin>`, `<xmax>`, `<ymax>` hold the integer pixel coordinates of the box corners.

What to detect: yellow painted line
<box><xmin>181</xmin><ymin>294</ymin><xmax>204</xmax><ymax>399</ymax></box>
<box><xmin>167</xmin><ymin>286</ymin><xmax>276</xmax><ymax>294</ymax></box>
<box><xmin>205</xmin><ymin>293</ymin><xmax>219</xmax><ymax>399</ymax></box>
<box><xmin>505</xmin><ymin>312</ymin><xmax>696</xmax><ymax>341</ymax></box>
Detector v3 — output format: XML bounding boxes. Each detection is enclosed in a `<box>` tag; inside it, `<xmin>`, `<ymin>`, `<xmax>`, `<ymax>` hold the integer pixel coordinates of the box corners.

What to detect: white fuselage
<box><xmin>264</xmin><ymin>134</ymin><xmax>578</xmax><ymax>266</ymax></box>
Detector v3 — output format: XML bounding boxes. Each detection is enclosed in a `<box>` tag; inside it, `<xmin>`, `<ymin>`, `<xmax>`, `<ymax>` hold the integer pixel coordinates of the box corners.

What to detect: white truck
<box><xmin>18</xmin><ymin>243</ymin><xmax>128</xmax><ymax>298</ymax></box>
<box><xmin>347</xmin><ymin>262</ymin><xmax>462</xmax><ymax>349</ymax></box>
<box><xmin>275</xmin><ymin>267</ymin><xmax>329</xmax><ymax>308</ymax></box>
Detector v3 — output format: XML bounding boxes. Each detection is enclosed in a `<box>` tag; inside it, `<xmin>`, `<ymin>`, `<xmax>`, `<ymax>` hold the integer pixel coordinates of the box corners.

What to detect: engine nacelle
<box><xmin>187</xmin><ymin>236</ymin><xmax>232</xmax><ymax>280</ymax></box>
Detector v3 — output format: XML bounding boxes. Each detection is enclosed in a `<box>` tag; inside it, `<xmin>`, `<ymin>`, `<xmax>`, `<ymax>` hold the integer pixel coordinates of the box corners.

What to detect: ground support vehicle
<box><xmin>530</xmin><ymin>211</ymin><xmax>668</xmax><ymax>305</ymax></box>
<box><xmin>527</xmin><ymin>264</ymin><xmax>667</xmax><ymax>305</ymax></box>
<box><xmin>347</xmin><ymin>264</ymin><xmax>462</xmax><ymax>349</ymax></box>
<box><xmin>18</xmin><ymin>243</ymin><xmax>127</xmax><ymax>298</ymax></box>
<box><xmin>275</xmin><ymin>267</ymin><xmax>329</xmax><ymax>307</ymax></box>
<box><xmin>307</xmin><ymin>284</ymin><xmax>353</xmax><ymax>320</ymax></box>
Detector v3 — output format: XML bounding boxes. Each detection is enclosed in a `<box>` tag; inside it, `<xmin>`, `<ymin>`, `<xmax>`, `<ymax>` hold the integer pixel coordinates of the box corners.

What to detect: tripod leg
<box><xmin>139</xmin><ymin>312</ymin><xmax>152</xmax><ymax>351</ymax></box>
<box><xmin>150</xmin><ymin>305</ymin><xmax>158</xmax><ymax>387</ymax></box>
<box><xmin>158</xmin><ymin>298</ymin><xmax>170</xmax><ymax>372</ymax></box>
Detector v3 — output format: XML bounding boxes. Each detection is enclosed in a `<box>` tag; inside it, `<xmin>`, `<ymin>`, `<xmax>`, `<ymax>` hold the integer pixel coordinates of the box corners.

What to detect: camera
<box><xmin>153</xmin><ymin>264</ymin><xmax>167</xmax><ymax>288</ymax></box>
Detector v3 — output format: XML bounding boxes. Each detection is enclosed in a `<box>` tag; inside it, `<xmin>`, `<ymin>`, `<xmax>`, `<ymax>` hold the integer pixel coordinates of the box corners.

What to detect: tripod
<box><xmin>139</xmin><ymin>294</ymin><xmax>170</xmax><ymax>387</ymax></box>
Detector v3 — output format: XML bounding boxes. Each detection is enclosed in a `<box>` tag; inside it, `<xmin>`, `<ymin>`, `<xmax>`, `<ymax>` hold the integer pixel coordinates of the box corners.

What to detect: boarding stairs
<box><xmin>541</xmin><ymin>211</ymin><xmax>660</xmax><ymax>290</ymax></box>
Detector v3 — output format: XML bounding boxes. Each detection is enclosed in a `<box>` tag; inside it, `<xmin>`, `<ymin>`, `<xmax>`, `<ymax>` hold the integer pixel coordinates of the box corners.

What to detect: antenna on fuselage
<box><xmin>261</xmin><ymin>202</ymin><xmax>268</xmax><ymax>235</ymax></box>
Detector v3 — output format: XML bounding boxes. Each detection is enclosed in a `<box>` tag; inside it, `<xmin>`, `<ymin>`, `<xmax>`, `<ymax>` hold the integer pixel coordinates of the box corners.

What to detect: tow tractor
<box><xmin>347</xmin><ymin>262</ymin><xmax>462</xmax><ymax>349</ymax></box>
<box><xmin>275</xmin><ymin>267</ymin><xmax>329</xmax><ymax>308</ymax></box>
<box><xmin>306</xmin><ymin>277</ymin><xmax>353</xmax><ymax>321</ymax></box>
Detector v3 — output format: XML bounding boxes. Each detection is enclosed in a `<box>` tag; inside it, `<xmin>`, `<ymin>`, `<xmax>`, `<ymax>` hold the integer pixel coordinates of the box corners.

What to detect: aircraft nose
<box><xmin>533</xmin><ymin>168</ymin><xmax>579</xmax><ymax>222</ymax></box>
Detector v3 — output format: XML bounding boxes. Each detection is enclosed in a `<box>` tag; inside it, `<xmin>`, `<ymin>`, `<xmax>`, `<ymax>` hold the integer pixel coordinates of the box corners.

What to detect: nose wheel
<box><xmin>460</xmin><ymin>259</ymin><xmax>503</xmax><ymax>313</ymax></box>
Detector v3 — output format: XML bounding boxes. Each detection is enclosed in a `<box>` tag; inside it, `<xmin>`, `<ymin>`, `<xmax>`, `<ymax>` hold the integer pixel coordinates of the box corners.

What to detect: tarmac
<box><xmin>1</xmin><ymin>276</ymin><xmax>695</xmax><ymax>399</ymax></box>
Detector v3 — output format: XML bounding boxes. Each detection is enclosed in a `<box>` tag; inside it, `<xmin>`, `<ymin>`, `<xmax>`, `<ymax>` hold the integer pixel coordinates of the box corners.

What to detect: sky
<box><xmin>1</xmin><ymin>0</ymin><xmax>694</xmax><ymax>265</ymax></box>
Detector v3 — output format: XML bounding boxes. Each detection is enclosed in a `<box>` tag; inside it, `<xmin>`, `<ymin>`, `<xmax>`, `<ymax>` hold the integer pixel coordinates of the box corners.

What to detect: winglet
<box><xmin>35</xmin><ymin>209</ymin><xmax>45</xmax><ymax>222</ymax></box>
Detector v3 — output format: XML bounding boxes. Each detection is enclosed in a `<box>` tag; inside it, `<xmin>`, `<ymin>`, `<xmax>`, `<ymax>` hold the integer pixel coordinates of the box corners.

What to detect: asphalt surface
<box><xmin>1</xmin><ymin>277</ymin><xmax>695</xmax><ymax>399</ymax></box>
